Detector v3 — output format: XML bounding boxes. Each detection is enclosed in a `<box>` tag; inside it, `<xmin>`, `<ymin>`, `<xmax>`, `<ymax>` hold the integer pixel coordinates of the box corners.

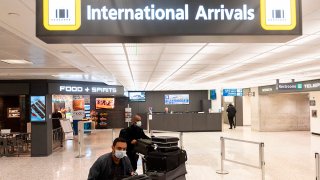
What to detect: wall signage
<box><xmin>259</xmin><ymin>79</ymin><xmax>320</xmax><ymax>95</ymax></box>
<box><xmin>36</xmin><ymin>0</ymin><xmax>302</xmax><ymax>43</ymax></box>
<box><xmin>222</xmin><ymin>89</ymin><xmax>243</xmax><ymax>96</ymax></box>
<box><xmin>304</xmin><ymin>81</ymin><xmax>320</xmax><ymax>90</ymax></box>
<box><xmin>48</xmin><ymin>83</ymin><xmax>124</xmax><ymax>96</ymax></box>
<box><xmin>277</xmin><ymin>82</ymin><xmax>303</xmax><ymax>91</ymax></box>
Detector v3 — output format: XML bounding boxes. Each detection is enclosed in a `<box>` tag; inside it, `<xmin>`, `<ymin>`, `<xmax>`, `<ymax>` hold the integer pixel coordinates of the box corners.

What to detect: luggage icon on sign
<box><xmin>43</xmin><ymin>0</ymin><xmax>81</xmax><ymax>31</ymax></box>
<box><xmin>260</xmin><ymin>0</ymin><xmax>297</xmax><ymax>30</ymax></box>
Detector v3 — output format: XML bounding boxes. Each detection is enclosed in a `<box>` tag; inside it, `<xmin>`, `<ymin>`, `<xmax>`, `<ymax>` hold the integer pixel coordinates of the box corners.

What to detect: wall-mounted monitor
<box><xmin>31</xmin><ymin>96</ymin><xmax>46</xmax><ymax>122</ymax></box>
<box><xmin>129</xmin><ymin>91</ymin><xmax>146</xmax><ymax>102</ymax></box>
<box><xmin>165</xmin><ymin>94</ymin><xmax>189</xmax><ymax>105</ymax></box>
<box><xmin>210</xmin><ymin>89</ymin><xmax>217</xmax><ymax>100</ymax></box>
<box><xmin>96</xmin><ymin>98</ymin><xmax>115</xmax><ymax>109</ymax></box>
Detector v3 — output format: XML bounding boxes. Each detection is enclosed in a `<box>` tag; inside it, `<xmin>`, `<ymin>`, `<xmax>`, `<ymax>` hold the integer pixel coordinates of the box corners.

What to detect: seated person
<box><xmin>88</xmin><ymin>137</ymin><xmax>134</xmax><ymax>180</ymax></box>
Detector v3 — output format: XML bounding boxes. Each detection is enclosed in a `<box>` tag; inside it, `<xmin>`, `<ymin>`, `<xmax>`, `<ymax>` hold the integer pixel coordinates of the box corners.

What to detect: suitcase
<box><xmin>145</xmin><ymin>149</ymin><xmax>187</xmax><ymax>172</ymax></box>
<box><xmin>122</xmin><ymin>174</ymin><xmax>151</xmax><ymax>180</ymax></box>
<box><xmin>152</xmin><ymin>136</ymin><xmax>179</xmax><ymax>153</ymax></box>
<box><xmin>151</xmin><ymin>136</ymin><xmax>179</xmax><ymax>143</ymax></box>
<box><xmin>134</xmin><ymin>139</ymin><xmax>154</xmax><ymax>155</ymax></box>
<box><xmin>156</xmin><ymin>146</ymin><xmax>180</xmax><ymax>153</ymax></box>
<box><xmin>147</xmin><ymin>164</ymin><xmax>187</xmax><ymax>180</ymax></box>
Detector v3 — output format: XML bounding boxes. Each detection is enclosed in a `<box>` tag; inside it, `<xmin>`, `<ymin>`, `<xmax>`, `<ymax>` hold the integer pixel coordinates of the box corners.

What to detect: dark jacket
<box><xmin>88</xmin><ymin>153</ymin><xmax>133</xmax><ymax>180</ymax></box>
<box><xmin>126</xmin><ymin>124</ymin><xmax>150</xmax><ymax>153</ymax></box>
<box><xmin>226</xmin><ymin>105</ymin><xmax>237</xmax><ymax>117</ymax></box>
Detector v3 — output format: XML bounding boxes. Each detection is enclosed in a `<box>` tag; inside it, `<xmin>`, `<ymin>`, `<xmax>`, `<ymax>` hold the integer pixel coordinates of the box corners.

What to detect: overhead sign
<box><xmin>259</xmin><ymin>79</ymin><xmax>320</xmax><ymax>95</ymax></box>
<box><xmin>36</xmin><ymin>0</ymin><xmax>302</xmax><ymax>43</ymax></box>
<box><xmin>222</xmin><ymin>89</ymin><xmax>243</xmax><ymax>96</ymax></box>
<box><xmin>303</xmin><ymin>80</ymin><xmax>320</xmax><ymax>91</ymax></box>
<box><xmin>48</xmin><ymin>83</ymin><xmax>124</xmax><ymax>96</ymax></box>
<box><xmin>277</xmin><ymin>82</ymin><xmax>303</xmax><ymax>91</ymax></box>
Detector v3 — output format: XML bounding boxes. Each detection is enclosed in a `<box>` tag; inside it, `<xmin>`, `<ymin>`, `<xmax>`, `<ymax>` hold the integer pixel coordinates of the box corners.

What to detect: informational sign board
<box><xmin>36</xmin><ymin>0</ymin><xmax>302</xmax><ymax>43</ymax></box>
<box><xmin>222</xmin><ymin>89</ymin><xmax>243</xmax><ymax>96</ymax></box>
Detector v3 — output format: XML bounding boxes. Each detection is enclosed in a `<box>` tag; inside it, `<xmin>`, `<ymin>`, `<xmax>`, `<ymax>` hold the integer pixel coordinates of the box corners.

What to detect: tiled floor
<box><xmin>1</xmin><ymin>125</ymin><xmax>319</xmax><ymax>180</ymax></box>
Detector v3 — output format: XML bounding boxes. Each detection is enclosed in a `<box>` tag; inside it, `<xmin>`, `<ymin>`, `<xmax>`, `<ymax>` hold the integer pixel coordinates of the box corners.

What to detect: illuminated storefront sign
<box><xmin>49</xmin><ymin>83</ymin><xmax>123</xmax><ymax>95</ymax></box>
<box><xmin>36</xmin><ymin>0</ymin><xmax>302</xmax><ymax>43</ymax></box>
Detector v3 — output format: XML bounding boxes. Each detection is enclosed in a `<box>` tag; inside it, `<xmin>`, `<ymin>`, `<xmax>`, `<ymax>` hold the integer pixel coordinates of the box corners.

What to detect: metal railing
<box><xmin>52</xmin><ymin>127</ymin><xmax>63</xmax><ymax>150</ymax></box>
<box><xmin>216</xmin><ymin>137</ymin><xmax>265</xmax><ymax>180</ymax></box>
<box><xmin>150</xmin><ymin>130</ymin><xmax>184</xmax><ymax>149</ymax></box>
<box><xmin>316</xmin><ymin>153</ymin><xmax>319</xmax><ymax>180</ymax></box>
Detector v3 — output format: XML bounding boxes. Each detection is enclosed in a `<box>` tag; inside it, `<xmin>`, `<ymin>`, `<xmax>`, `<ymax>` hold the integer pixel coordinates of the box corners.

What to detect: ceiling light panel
<box><xmin>232</xmin><ymin>44</ymin><xmax>279</xmax><ymax>54</ymax></box>
<box><xmin>200</xmin><ymin>45</ymin><xmax>239</xmax><ymax>54</ymax></box>
<box><xmin>163</xmin><ymin>45</ymin><xmax>203</xmax><ymax>54</ymax></box>
<box><xmin>1</xmin><ymin>59</ymin><xmax>33</xmax><ymax>64</ymax></box>
<box><xmin>157</xmin><ymin>60</ymin><xmax>186</xmax><ymax>66</ymax></box>
<box><xmin>129</xmin><ymin>60</ymin><xmax>157</xmax><ymax>65</ymax></box>
<box><xmin>103</xmin><ymin>66</ymin><xmax>130</xmax><ymax>72</ymax></box>
<box><xmin>192</xmin><ymin>53</ymin><xmax>226</xmax><ymax>61</ymax></box>
<box><xmin>155</xmin><ymin>65</ymin><xmax>181</xmax><ymax>71</ymax></box>
<box><xmin>85</xmin><ymin>46</ymin><xmax>125</xmax><ymax>54</ymax></box>
<box><xmin>83</xmin><ymin>43</ymin><xmax>123</xmax><ymax>47</ymax></box>
<box><xmin>125</xmin><ymin>45</ymin><xmax>163</xmax><ymax>55</ymax></box>
<box><xmin>288</xmin><ymin>35</ymin><xmax>320</xmax><ymax>45</ymax></box>
<box><xmin>160</xmin><ymin>54</ymin><xmax>193</xmax><ymax>61</ymax></box>
<box><xmin>94</xmin><ymin>55</ymin><xmax>126</xmax><ymax>61</ymax></box>
<box><xmin>302</xmin><ymin>20</ymin><xmax>320</xmax><ymax>34</ymax></box>
<box><xmin>100</xmin><ymin>60</ymin><xmax>127</xmax><ymax>65</ymax></box>
<box><xmin>131</xmin><ymin>65</ymin><xmax>155</xmax><ymax>71</ymax></box>
<box><xmin>128</xmin><ymin>54</ymin><xmax>159</xmax><ymax>61</ymax></box>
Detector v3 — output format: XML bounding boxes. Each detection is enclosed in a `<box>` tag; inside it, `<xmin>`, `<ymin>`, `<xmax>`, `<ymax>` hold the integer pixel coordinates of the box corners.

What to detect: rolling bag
<box><xmin>147</xmin><ymin>163</ymin><xmax>187</xmax><ymax>180</ymax></box>
<box><xmin>134</xmin><ymin>139</ymin><xmax>154</xmax><ymax>155</ymax></box>
<box><xmin>145</xmin><ymin>149</ymin><xmax>187</xmax><ymax>172</ymax></box>
<box><xmin>151</xmin><ymin>136</ymin><xmax>179</xmax><ymax>143</ymax></box>
<box><xmin>122</xmin><ymin>174</ymin><xmax>151</xmax><ymax>180</ymax></box>
<box><xmin>152</xmin><ymin>136</ymin><xmax>179</xmax><ymax>153</ymax></box>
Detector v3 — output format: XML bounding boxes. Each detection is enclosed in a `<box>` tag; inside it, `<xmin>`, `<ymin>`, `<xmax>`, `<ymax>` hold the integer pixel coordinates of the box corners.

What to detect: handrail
<box><xmin>150</xmin><ymin>130</ymin><xmax>184</xmax><ymax>149</ymax></box>
<box><xmin>216</xmin><ymin>137</ymin><xmax>265</xmax><ymax>180</ymax></box>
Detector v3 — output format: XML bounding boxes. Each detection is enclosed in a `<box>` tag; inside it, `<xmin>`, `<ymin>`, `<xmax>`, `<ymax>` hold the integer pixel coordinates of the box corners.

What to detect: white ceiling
<box><xmin>0</xmin><ymin>0</ymin><xmax>320</xmax><ymax>91</ymax></box>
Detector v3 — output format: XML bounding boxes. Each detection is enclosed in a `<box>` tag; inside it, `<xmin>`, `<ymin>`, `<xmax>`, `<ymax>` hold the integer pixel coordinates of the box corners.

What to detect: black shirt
<box><xmin>126</xmin><ymin>124</ymin><xmax>150</xmax><ymax>153</ymax></box>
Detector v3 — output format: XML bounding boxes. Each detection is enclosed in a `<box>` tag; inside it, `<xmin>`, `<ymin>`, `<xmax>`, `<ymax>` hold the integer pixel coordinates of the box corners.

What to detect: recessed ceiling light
<box><xmin>1</xmin><ymin>59</ymin><xmax>33</xmax><ymax>64</ymax></box>
<box><xmin>8</xmin><ymin>12</ymin><xmax>20</xmax><ymax>16</ymax></box>
<box><xmin>60</xmin><ymin>50</ymin><xmax>73</xmax><ymax>54</ymax></box>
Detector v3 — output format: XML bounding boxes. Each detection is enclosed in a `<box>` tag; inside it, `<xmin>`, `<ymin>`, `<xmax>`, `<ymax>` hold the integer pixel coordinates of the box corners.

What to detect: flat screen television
<box><xmin>165</xmin><ymin>94</ymin><xmax>189</xmax><ymax>105</ymax></box>
<box><xmin>129</xmin><ymin>91</ymin><xmax>146</xmax><ymax>102</ymax></box>
<box><xmin>96</xmin><ymin>98</ymin><xmax>115</xmax><ymax>109</ymax></box>
<box><xmin>31</xmin><ymin>96</ymin><xmax>46</xmax><ymax>122</ymax></box>
<box><xmin>210</xmin><ymin>89</ymin><xmax>217</xmax><ymax>100</ymax></box>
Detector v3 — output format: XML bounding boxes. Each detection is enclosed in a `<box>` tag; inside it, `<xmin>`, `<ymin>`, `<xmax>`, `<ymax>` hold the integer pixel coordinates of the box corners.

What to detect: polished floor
<box><xmin>1</xmin><ymin>125</ymin><xmax>319</xmax><ymax>180</ymax></box>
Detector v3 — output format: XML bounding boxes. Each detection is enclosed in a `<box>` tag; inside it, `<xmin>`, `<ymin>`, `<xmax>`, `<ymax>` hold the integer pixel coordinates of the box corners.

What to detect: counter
<box><xmin>149</xmin><ymin>113</ymin><xmax>222</xmax><ymax>132</ymax></box>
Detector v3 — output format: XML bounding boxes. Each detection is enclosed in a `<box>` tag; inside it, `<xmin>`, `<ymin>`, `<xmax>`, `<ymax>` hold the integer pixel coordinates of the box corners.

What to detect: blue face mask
<box><xmin>114</xmin><ymin>150</ymin><xmax>126</xmax><ymax>159</ymax></box>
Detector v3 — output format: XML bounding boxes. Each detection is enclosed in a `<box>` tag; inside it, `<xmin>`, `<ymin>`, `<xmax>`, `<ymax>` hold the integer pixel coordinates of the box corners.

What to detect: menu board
<box><xmin>31</xmin><ymin>96</ymin><xmax>46</xmax><ymax>122</ymax></box>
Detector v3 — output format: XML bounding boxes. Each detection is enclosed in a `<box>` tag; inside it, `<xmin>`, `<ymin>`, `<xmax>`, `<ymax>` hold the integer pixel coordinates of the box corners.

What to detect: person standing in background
<box><xmin>226</xmin><ymin>104</ymin><xmax>237</xmax><ymax>129</ymax></box>
<box><xmin>125</xmin><ymin>115</ymin><xmax>150</xmax><ymax>171</ymax></box>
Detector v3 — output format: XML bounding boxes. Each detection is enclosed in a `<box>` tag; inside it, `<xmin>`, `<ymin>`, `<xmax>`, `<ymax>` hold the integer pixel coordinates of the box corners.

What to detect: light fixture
<box><xmin>1</xmin><ymin>59</ymin><xmax>33</xmax><ymax>64</ymax></box>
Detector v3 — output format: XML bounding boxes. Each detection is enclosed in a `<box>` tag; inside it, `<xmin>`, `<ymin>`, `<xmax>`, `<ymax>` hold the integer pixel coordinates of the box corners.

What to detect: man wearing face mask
<box><xmin>125</xmin><ymin>115</ymin><xmax>150</xmax><ymax>171</ymax></box>
<box><xmin>88</xmin><ymin>137</ymin><xmax>134</xmax><ymax>180</ymax></box>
